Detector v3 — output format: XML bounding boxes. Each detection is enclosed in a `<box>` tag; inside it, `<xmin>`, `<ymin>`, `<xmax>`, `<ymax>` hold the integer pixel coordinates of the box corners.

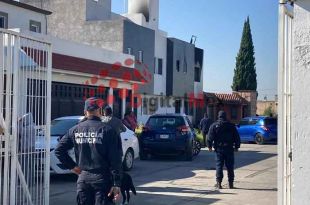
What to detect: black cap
<box><xmin>84</xmin><ymin>97</ymin><xmax>104</xmax><ymax>111</ymax></box>
<box><xmin>218</xmin><ymin>110</ymin><xmax>226</xmax><ymax>119</ymax></box>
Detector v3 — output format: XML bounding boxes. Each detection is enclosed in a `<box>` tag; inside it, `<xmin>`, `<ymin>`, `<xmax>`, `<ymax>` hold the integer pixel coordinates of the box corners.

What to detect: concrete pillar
<box><xmin>108</xmin><ymin>87</ymin><xmax>113</xmax><ymax>108</ymax></box>
<box><xmin>122</xmin><ymin>89</ymin><xmax>126</xmax><ymax>118</ymax></box>
<box><xmin>181</xmin><ymin>98</ymin><xmax>185</xmax><ymax>114</ymax></box>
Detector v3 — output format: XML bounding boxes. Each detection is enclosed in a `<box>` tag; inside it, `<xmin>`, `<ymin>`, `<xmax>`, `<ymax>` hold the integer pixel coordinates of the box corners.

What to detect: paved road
<box><xmin>50</xmin><ymin>144</ymin><xmax>277</xmax><ymax>205</ymax></box>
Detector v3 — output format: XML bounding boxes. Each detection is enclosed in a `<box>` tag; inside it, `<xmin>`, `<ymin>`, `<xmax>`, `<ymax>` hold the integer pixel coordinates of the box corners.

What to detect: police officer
<box><xmin>102</xmin><ymin>105</ymin><xmax>126</xmax><ymax>156</ymax></box>
<box><xmin>207</xmin><ymin>110</ymin><xmax>240</xmax><ymax>189</ymax></box>
<box><xmin>55</xmin><ymin>97</ymin><xmax>122</xmax><ymax>205</ymax></box>
<box><xmin>199</xmin><ymin>113</ymin><xmax>213</xmax><ymax>147</ymax></box>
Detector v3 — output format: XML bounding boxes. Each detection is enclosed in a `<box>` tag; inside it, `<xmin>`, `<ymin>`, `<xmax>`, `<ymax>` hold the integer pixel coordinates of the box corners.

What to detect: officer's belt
<box><xmin>217</xmin><ymin>142</ymin><xmax>230</xmax><ymax>147</ymax></box>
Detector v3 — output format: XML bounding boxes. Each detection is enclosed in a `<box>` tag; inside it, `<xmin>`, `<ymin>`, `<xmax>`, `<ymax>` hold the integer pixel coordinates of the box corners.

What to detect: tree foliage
<box><xmin>232</xmin><ymin>17</ymin><xmax>257</xmax><ymax>91</ymax></box>
<box><xmin>263</xmin><ymin>106</ymin><xmax>275</xmax><ymax>117</ymax></box>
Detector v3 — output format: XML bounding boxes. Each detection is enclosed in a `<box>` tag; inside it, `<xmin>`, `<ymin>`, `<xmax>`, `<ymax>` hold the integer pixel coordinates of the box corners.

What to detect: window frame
<box><xmin>183</xmin><ymin>59</ymin><xmax>187</xmax><ymax>73</ymax></box>
<box><xmin>194</xmin><ymin>67</ymin><xmax>201</xmax><ymax>82</ymax></box>
<box><xmin>157</xmin><ymin>58</ymin><xmax>163</xmax><ymax>75</ymax></box>
<box><xmin>0</xmin><ymin>11</ymin><xmax>8</xmax><ymax>29</ymax></box>
<box><xmin>29</xmin><ymin>20</ymin><xmax>41</xmax><ymax>33</ymax></box>
<box><xmin>176</xmin><ymin>60</ymin><xmax>180</xmax><ymax>72</ymax></box>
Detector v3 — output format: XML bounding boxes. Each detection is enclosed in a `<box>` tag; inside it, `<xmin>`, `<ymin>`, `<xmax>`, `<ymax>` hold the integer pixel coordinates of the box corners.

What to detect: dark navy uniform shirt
<box><xmin>207</xmin><ymin>119</ymin><xmax>241</xmax><ymax>151</ymax></box>
<box><xmin>55</xmin><ymin>116</ymin><xmax>122</xmax><ymax>186</ymax></box>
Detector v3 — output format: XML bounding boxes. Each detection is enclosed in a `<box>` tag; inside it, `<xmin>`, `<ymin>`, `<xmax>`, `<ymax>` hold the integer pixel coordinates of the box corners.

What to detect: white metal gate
<box><xmin>278</xmin><ymin>1</ymin><xmax>293</xmax><ymax>205</ymax></box>
<box><xmin>0</xmin><ymin>29</ymin><xmax>51</xmax><ymax>205</ymax></box>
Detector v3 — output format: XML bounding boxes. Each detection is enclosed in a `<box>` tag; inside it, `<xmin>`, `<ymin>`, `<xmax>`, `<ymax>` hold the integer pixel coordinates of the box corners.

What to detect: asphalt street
<box><xmin>50</xmin><ymin>144</ymin><xmax>277</xmax><ymax>205</ymax></box>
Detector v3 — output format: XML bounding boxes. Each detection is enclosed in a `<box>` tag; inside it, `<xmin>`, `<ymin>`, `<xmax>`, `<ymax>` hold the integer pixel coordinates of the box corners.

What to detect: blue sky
<box><xmin>112</xmin><ymin>0</ymin><xmax>279</xmax><ymax>100</ymax></box>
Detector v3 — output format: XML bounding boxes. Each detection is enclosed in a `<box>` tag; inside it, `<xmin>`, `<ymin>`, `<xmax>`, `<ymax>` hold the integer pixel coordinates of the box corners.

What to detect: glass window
<box><xmin>146</xmin><ymin>116</ymin><xmax>185</xmax><ymax>130</ymax></box>
<box><xmin>264</xmin><ymin>118</ymin><xmax>277</xmax><ymax>125</ymax></box>
<box><xmin>249</xmin><ymin>119</ymin><xmax>259</xmax><ymax>125</ymax></box>
<box><xmin>158</xmin><ymin>58</ymin><xmax>163</xmax><ymax>75</ymax></box>
<box><xmin>142</xmin><ymin>98</ymin><xmax>148</xmax><ymax>115</ymax></box>
<box><xmin>0</xmin><ymin>12</ymin><xmax>8</xmax><ymax>29</ymax></box>
<box><xmin>184</xmin><ymin>100</ymin><xmax>189</xmax><ymax>115</ymax></box>
<box><xmin>239</xmin><ymin>119</ymin><xmax>249</xmax><ymax>126</ymax></box>
<box><xmin>195</xmin><ymin>67</ymin><xmax>201</xmax><ymax>82</ymax></box>
<box><xmin>51</xmin><ymin>119</ymin><xmax>79</xmax><ymax>136</ymax></box>
<box><xmin>175</xmin><ymin>99</ymin><xmax>181</xmax><ymax>113</ymax></box>
<box><xmin>183</xmin><ymin>59</ymin><xmax>187</xmax><ymax>73</ymax></box>
<box><xmin>176</xmin><ymin>60</ymin><xmax>180</xmax><ymax>72</ymax></box>
<box><xmin>30</xmin><ymin>20</ymin><xmax>41</xmax><ymax>33</ymax></box>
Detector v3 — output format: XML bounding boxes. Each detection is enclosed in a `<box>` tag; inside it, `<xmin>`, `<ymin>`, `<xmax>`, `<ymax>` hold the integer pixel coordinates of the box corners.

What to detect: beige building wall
<box><xmin>234</xmin><ymin>90</ymin><xmax>257</xmax><ymax>116</ymax></box>
<box><xmin>256</xmin><ymin>101</ymin><xmax>278</xmax><ymax>116</ymax></box>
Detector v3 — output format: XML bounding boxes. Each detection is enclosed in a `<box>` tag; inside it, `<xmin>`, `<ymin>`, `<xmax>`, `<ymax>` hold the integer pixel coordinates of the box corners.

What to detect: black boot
<box><xmin>229</xmin><ymin>182</ymin><xmax>234</xmax><ymax>189</ymax></box>
<box><xmin>216</xmin><ymin>182</ymin><xmax>223</xmax><ymax>189</ymax></box>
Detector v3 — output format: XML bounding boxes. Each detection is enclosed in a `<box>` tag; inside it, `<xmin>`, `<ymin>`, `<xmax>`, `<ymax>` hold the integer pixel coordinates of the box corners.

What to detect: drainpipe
<box><xmin>278</xmin><ymin>2</ymin><xmax>286</xmax><ymax>205</ymax></box>
<box><xmin>278</xmin><ymin>1</ymin><xmax>293</xmax><ymax>205</ymax></box>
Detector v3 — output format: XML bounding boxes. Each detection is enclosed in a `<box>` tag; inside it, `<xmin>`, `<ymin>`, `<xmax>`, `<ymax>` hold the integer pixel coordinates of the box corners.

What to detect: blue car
<box><xmin>139</xmin><ymin>114</ymin><xmax>200</xmax><ymax>161</ymax></box>
<box><xmin>236</xmin><ymin>116</ymin><xmax>277</xmax><ymax>145</ymax></box>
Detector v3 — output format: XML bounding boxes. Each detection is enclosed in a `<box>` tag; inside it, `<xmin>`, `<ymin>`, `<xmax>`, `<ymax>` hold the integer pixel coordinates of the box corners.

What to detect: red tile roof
<box><xmin>215</xmin><ymin>93</ymin><xmax>248</xmax><ymax>104</ymax></box>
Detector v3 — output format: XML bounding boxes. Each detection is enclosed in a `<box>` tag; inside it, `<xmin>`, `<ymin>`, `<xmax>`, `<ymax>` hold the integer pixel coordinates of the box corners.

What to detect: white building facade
<box><xmin>278</xmin><ymin>0</ymin><xmax>310</xmax><ymax>204</ymax></box>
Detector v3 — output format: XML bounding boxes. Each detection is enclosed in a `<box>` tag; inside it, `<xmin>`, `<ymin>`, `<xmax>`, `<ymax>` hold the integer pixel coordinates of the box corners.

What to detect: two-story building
<box><xmin>2</xmin><ymin>0</ymin><xmax>144</xmax><ymax>120</ymax></box>
<box><xmin>22</xmin><ymin>0</ymin><xmax>205</xmax><ymax>124</ymax></box>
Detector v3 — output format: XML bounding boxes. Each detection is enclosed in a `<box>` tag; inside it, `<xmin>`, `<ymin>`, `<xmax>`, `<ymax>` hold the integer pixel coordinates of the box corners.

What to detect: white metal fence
<box><xmin>0</xmin><ymin>29</ymin><xmax>51</xmax><ymax>205</ymax></box>
<box><xmin>278</xmin><ymin>1</ymin><xmax>293</xmax><ymax>205</ymax></box>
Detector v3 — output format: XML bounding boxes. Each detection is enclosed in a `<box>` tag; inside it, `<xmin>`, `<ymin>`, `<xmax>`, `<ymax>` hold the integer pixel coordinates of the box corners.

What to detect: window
<box><xmin>176</xmin><ymin>60</ymin><xmax>180</xmax><ymax>72</ymax></box>
<box><xmin>184</xmin><ymin>100</ymin><xmax>189</xmax><ymax>115</ymax></box>
<box><xmin>231</xmin><ymin>106</ymin><xmax>238</xmax><ymax>120</ymax></box>
<box><xmin>183</xmin><ymin>59</ymin><xmax>187</xmax><ymax>73</ymax></box>
<box><xmin>175</xmin><ymin>99</ymin><xmax>181</xmax><ymax>113</ymax></box>
<box><xmin>195</xmin><ymin>67</ymin><xmax>201</xmax><ymax>82</ymax></box>
<box><xmin>142</xmin><ymin>98</ymin><xmax>148</xmax><ymax>115</ymax></box>
<box><xmin>29</xmin><ymin>20</ymin><xmax>41</xmax><ymax>33</ymax></box>
<box><xmin>249</xmin><ymin>118</ymin><xmax>259</xmax><ymax>125</ymax></box>
<box><xmin>154</xmin><ymin>58</ymin><xmax>156</xmax><ymax>73</ymax></box>
<box><xmin>0</xmin><ymin>12</ymin><xmax>8</xmax><ymax>29</ymax></box>
<box><xmin>127</xmin><ymin>47</ymin><xmax>132</xmax><ymax>55</ymax></box>
<box><xmin>138</xmin><ymin>50</ymin><xmax>143</xmax><ymax>63</ymax></box>
<box><xmin>157</xmin><ymin>58</ymin><xmax>163</xmax><ymax>75</ymax></box>
<box><xmin>239</xmin><ymin>119</ymin><xmax>249</xmax><ymax>126</ymax></box>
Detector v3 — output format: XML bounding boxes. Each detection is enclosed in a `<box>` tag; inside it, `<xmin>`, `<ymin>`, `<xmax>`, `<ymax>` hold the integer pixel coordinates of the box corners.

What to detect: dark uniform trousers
<box><xmin>215</xmin><ymin>147</ymin><xmax>235</xmax><ymax>183</ymax></box>
<box><xmin>77</xmin><ymin>171</ymin><xmax>112</xmax><ymax>205</ymax></box>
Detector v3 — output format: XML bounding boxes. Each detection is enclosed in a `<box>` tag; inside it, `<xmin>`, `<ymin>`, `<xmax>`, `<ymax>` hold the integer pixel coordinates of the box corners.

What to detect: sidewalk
<box><xmin>50</xmin><ymin>144</ymin><xmax>277</xmax><ymax>205</ymax></box>
<box><xmin>131</xmin><ymin>144</ymin><xmax>277</xmax><ymax>205</ymax></box>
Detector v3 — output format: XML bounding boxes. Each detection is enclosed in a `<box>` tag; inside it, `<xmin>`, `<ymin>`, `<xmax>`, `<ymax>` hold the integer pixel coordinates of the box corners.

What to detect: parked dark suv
<box><xmin>139</xmin><ymin>114</ymin><xmax>200</xmax><ymax>161</ymax></box>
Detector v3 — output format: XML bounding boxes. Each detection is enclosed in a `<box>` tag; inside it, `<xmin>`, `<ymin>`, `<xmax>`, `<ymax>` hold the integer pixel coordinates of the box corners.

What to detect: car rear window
<box><xmin>264</xmin><ymin>118</ymin><xmax>277</xmax><ymax>126</ymax></box>
<box><xmin>51</xmin><ymin>119</ymin><xmax>79</xmax><ymax>136</ymax></box>
<box><xmin>146</xmin><ymin>116</ymin><xmax>185</xmax><ymax>129</ymax></box>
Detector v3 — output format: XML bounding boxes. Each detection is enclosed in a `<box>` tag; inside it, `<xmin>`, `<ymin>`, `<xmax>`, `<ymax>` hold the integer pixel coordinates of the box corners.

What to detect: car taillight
<box><xmin>177</xmin><ymin>125</ymin><xmax>190</xmax><ymax>134</ymax></box>
<box><xmin>261</xmin><ymin>126</ymin><xmax>269</xmax><ymax>131</ymax></box>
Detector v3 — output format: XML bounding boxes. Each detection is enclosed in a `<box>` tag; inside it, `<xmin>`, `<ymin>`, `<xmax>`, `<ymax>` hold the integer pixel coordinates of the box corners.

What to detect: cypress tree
<box><xmin>232</xmin><ymin>17</ymin><xmax>257</xmax><ymax>91</ymax></box>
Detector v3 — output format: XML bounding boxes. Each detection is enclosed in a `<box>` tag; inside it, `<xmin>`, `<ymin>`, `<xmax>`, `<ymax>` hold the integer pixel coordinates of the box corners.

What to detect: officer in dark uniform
<box><xmin>207</xmin><ymin>110</ymin><xmax>240</xmax><ymax>189</ymax></box>
<box><xmin>55</xmin><ymin>97</ymin><xmax>122</xmax><ymax>205</ymax></box>
<box><xmin>199</xmin><ymin>113</ymin><xmax>213</xmax><ymax>147</ymax></box>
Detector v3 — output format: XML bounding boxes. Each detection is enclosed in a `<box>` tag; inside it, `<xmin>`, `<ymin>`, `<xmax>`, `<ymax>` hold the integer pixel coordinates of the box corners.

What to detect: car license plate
<box><xmin>160</xmin><ymin>134</ymin><xmax>169</xmax><ymax>139</ymax></box>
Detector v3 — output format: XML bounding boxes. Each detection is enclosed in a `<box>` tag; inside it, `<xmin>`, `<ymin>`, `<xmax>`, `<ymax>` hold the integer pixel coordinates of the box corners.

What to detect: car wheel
<box><xmin>193</xmin><ymin>140</ymin><xmax>201</xmax><ymax>156</ymax></box>
<box><xmin>123</xmin><ymin>149</ymin><xmax>134</xmax><ymax>171</ymax></box>
<box><xmin>255</xmin><ymin>133</ymin><xmax>265</xmax><ymax>145</ymax></box>
<box><xmin>184</xmin><ymin>141</ymin><xmax>193</xmax><ymax>161</ymax></box>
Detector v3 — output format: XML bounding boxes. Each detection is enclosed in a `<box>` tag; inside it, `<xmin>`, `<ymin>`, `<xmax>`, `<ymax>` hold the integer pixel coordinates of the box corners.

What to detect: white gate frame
<box><xmin>0</xmin><ymin>28</ymin><xmax>52</xmax><ymax>205</ymax></box>
<box><xmin>278</xmin><ymin>1</ymin><xmax>294</xmax><ymax>205</ymax></box>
